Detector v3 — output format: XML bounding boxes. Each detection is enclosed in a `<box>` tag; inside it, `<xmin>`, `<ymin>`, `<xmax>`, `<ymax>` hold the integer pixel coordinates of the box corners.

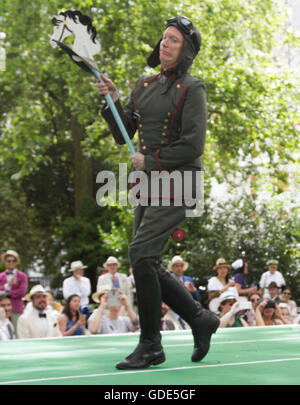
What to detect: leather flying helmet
<box><xmin>147</xmin><ymin>15</ymin><xmax>201</xmax><ymax>75</ymax></box>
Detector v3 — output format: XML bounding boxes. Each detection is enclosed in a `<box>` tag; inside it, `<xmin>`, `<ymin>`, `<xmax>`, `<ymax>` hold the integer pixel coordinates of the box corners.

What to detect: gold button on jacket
<box><xmin>102</xmin><ymin>72</ymin><xmax>207</xmax><ymax>201</ymax></box>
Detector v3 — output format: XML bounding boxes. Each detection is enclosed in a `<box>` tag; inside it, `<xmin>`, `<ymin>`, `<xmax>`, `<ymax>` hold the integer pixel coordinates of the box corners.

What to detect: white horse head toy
<box><xmin>50</xmin><ymin>10</ymin><xmax>136</xmax><ymax>155</ymax></box>
<box><xmin>50</xmin><ymin>10</ymin><xmax>100</xmax><ymax>70</ymax></box>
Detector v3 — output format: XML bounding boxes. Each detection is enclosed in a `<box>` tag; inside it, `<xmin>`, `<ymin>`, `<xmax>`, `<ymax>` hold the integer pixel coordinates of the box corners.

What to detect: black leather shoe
<box><xmin>116</xmin><ymin>342</ymin><xmax>166</xmax><ymax>370</ymax></box>
<box><xmin>191</xmin><ymin>309</ymin><xmax>220</xmax><ymax>362</ymax></box>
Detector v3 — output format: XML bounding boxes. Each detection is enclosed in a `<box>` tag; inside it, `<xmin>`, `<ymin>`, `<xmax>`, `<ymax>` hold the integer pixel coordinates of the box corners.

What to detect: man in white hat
<box><xmin>258</xmin><ymin>259</ymin><xmax>286</xmax><ymax>299</ymax></box>
<box><xmin>17</xmin><ymin>285</ymin><xmax>62</xmax><ymax>339</ymax></box>
<box><xmin>96</xmin><ymin>257</ymin><xmax>132</xmax><ymax>307</ymax></box>
<box><xmin>89</xmin><ymin>286</ymin><xmax>139</xmax><ymax>335</ymax></box>
<box><xmin>0</xmin><ymin>250</ymin><xmax>28</xmax><ymax>335</ymax></box>
<box><xmin>62</xmin><ymin>260</ymin><xmax>91</xmax><ymax>307</ymax></box>
<box><xmin>168</xmin><ymin>256</ymin><xmax>200</xmax><ymax>301</ymax></box>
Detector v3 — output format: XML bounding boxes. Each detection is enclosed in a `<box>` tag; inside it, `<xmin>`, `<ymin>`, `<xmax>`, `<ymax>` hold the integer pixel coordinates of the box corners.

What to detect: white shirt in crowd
<box><xmin>4</xmin><ymin>269</ymin><xmax>17</xmax><ymax>291</ymax></box>
<box><xmin>207</xmin><ymin>276</ymin><xmax>238</xmax><ymax>297</ymax></box>
<box><xmin>63</xmin><ymin>275</ymin><xmax>91</xmax><ymax>306</ymax></box>
<box><xmin>17</xmin><ymin>307</ymin><xmax>61</xmax><ymax>339</ymax></box>
<box><xmin>95</xmin><ymin>315</ymin><xmax>133</xmax><ymax>334</ymax></box>
<box><xmin>0</xmin><ymin>318</ymin><xmax>15</xmax><ymax>340</ymax></box>
<box><xmin>259</xmin><ymin>271</ymin><xmax>286</xmax><ymax>298</ymax></box>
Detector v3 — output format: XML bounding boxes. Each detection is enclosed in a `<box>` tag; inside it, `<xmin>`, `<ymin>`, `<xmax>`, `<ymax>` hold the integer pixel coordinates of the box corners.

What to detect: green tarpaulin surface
<box><xmin>1</xmin><ymin>325</ymin><xmax>299</xmax><ymax>385</ymax></box>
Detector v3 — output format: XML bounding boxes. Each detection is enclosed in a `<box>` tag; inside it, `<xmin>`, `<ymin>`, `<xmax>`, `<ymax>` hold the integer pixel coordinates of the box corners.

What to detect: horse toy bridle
<box><xmin>56</xmin><ymin>17</ymin><xmax>73</xmax><ymax>43</ymax></box>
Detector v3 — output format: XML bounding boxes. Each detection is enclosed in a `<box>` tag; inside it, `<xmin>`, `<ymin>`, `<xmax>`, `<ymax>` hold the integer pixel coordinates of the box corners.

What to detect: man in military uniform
<box><xmin>96</xmin><ymin>16</ymin><xmax>219</xmax><ymax>369</ymax></box>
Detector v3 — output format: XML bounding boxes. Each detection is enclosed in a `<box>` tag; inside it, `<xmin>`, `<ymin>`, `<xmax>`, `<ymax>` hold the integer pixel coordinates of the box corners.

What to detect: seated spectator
<box><xmin>63</xmin><ymin>260</ymin><xmax>91</xmax><ymax>308</ymax></box>
<box><xmin>23</xmin><ymin>291</ymin><xmax>54</xmax><ymax>314</ymax></box>
<box><xmin>168</xmin><ymin>256</ymin><xmax>200</xmax><ymax>301</ymax></box>
<box><xmin>88</xmin><ymin>288</ymin><xmax>139</xmax><ymax>335</ymax></box>
<box><xmin>246</xmin><ymin>292</ymin><xmax>262</xmax><ymax>326</ymax></box>
<box><xmin>0</xmin><ymin>292</ymin><xmax>15</xmax><ymax>340</ymax></box>
<box><xmin>267</xmin><ymin>282</ymin><xmax>281</xmax><ymax>304</ymax></box>
<box><xmin>207</xmin><ymin>258</ymin><xmax>238</xmax><ymax>302</ymax></box>
<box><xmin>231</xmin><ymin>259</ymin><xmax>257</xmax><ymax>296</ymax></box>
<box><xmin>255</xmin><ymin>298</ymin><xmax>287</xmax><ymax>326</ymax></box>
<box><xmin>249</xmin><ymin>292</ymin><xmax>261</xmax><ymax>308</ymax></box>
<box><xmin>280</xmin><ymin>288</ymin><xmax>297</xmax><ymax>321</ymax></box>
<box><xmin>217</xmin><ymin>292</ymin><xmax>249</xmax><ymax>328</ymax></box>
<box><xmin>97</xmin><ymin>256</ymin><xmax>133</xmax><ymax>308</ymax></box>
<box><xmin>46</xmin><ymin>290</ymin><xmax>62</xmax><ymax>318</ymax></box>
<box><xmin>160</xmin><ymin>302</ymin><xmax>190</xmax><ymax>331</ymax></box>
<box><xmin>259</xmin><ymin>259</ymin><xmax>286</xmax><ymax>298</ymax></box>
<box><xmin>17</xmin><ymin>285</ymin><xmax>62</xmax><ymax>339</ymax></box>
<box><xmin>58</xmin><ymin>294</ymin><xmax>86</xmax><ymax>336</ymax></box>
<box><xmin>278</xmin><ymin>303</ymin><xmax>293</xmax><ymax>325</ymax></box>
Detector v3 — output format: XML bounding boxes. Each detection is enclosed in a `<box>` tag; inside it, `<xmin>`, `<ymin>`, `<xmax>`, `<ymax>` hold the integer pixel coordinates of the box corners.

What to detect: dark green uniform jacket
<box><xmin>102</xmin><ymin>71</ymin><xmax>207</xmax><ymax>205</ymax></box>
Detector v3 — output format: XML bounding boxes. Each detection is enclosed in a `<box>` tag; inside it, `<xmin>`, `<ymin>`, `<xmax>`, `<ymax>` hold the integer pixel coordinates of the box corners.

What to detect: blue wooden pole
<box><xmin>91</xmin><ymin>67</ymin><xmax>136</xmax><ymax>155</ymax></box>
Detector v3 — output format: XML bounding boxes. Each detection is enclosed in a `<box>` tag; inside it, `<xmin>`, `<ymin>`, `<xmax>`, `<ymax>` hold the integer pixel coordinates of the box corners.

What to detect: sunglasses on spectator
<box><xmin>283</xmin><ymin>292</ymin><xmax>291</xmax><ymax>295</ymax></box>
<box><xmin>5</xmin><ymin>259</ymin><xmax>17</xmax><ymax>263</ymax></box>
<box><xmin>251</xmin><ymin>298</ymin><xmax>260</xmax><ymax>302</ymax></box>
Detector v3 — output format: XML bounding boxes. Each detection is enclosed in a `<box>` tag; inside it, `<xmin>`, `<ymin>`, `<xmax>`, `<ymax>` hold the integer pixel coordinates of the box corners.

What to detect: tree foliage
<box><xmin>0</xmin><ymin>0</ymin><xmax>299</xmax><ymax>296</ymax></box>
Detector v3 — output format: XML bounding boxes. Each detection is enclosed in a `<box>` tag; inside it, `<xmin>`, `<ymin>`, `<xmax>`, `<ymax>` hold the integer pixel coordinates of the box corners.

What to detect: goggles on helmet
<box><xmin>166</xmin><ymin>16</ymin><xmax>200</xmax><ymax>53</ymax></box>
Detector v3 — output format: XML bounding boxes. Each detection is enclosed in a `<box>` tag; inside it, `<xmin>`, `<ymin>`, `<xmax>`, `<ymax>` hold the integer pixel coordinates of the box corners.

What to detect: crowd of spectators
<box><xmin>0</xmin><ymin>249</ymin><xmax>299</xmax><ymax>341</ymax></box>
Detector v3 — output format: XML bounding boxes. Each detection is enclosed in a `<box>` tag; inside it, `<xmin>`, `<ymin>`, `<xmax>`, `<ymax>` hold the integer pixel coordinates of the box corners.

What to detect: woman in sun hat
<box><xmin>207</xmin><ymin>258</ymin><xmax>238</xmax><ymax>302</ymax></box>
<box><xmin>215</xmin><ymin>291</ymin><xmax>250</xmax><ymax>328</ymax></box>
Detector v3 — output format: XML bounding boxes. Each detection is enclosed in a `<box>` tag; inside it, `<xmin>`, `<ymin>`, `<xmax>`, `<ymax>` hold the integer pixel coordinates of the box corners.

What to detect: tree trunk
<box><xmin>70</xmin><ymin>115</ymin><xmax>93</xmax><ymax>216</ymax></box>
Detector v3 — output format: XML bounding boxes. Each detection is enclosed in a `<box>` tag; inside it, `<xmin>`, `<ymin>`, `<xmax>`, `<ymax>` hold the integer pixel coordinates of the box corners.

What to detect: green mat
<box><xmin>1</xmin><ymin>325</ymin><xmax>300</xmax><ymax>385</ymax></box>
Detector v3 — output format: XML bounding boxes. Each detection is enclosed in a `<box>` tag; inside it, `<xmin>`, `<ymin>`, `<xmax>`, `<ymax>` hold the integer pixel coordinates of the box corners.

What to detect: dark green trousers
<box><xmin>128</xmin><ymin>204</ymin><xmax>187</xmax><ymax>343</ymax></box>
<box><xmin>129</xmin><ymin>204</ymin><xmax>186</xmax><ymax>267</ymax></box>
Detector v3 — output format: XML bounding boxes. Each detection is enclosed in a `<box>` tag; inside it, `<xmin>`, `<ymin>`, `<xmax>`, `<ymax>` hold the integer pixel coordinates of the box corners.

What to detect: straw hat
<box><xmin>92</xmin><ymin>284</ymin><xmax>112</xmax><ymax>303</ymax></box>
<box><xmin>1</xmin><ymin>250</ymin><xmax>20</xmax><ymax>265</ymax></box>
<box><xmin>103</xmin><ymin>256</ymin><xmax>120</xmax><ymax>269</ymax></box>
<box><xmin>68</xmin><ymin>260</ymin><xmax>87</xmax><ymax>272</ymax></box>
<box><xmin>213</xmin><ymin>258</ymin><xmax>231</xmax><ymax>271</ymax></box>
<box><xmin>167</xmin><ymin>256</ymin><xmax>189</xmax><ymax>271</ymax></box>
<box><xmin>23</xmin><ymin>285</ymin><xmax>49</xmax><ymax>301</ymax></box>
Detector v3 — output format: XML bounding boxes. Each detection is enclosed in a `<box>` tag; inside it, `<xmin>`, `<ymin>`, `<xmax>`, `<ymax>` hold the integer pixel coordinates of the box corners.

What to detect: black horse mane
<box><xmin>51</xmin><ymin>10</ymin><xmax>97</xmax><ymax>44</ymax></box>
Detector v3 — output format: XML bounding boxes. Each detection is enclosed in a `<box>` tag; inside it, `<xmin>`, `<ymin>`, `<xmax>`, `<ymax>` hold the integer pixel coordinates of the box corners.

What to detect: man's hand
<box><xmin>99</xmin><ymin>294</ymin><xmax>108</xmax><ymax>310</ymax></box>
<box><xmin>129</xmin><ymin>152</ymin><xmax>145</xmax><ymax>171</ymax></box>
<box><xmin>257</xmin><ymin>299</ymin><xmax>268</xmax><ymax>312</ymax></box>
<box><xmin>8</xmin><ymin>276</ymin><xmax>17</xmax><ymax>287</ymax></box>
<box><xmin>229</xmin><ymin>302</ymin><xmax>241</xmax><ymax>315</ymax></box>
<box><xmin>118</xmin><ymin>290</ymin><xmax>128</xmax><ymax>307</ymax></box>
<box><xmin>185</xmin><ymin>282</ymin><xmax>197</xmax><ymax>293</ymax></box>
<box><xmin>93</xmin><ymin>74</ymin><xmax>119</xmax><ymax>102</ymax></box>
